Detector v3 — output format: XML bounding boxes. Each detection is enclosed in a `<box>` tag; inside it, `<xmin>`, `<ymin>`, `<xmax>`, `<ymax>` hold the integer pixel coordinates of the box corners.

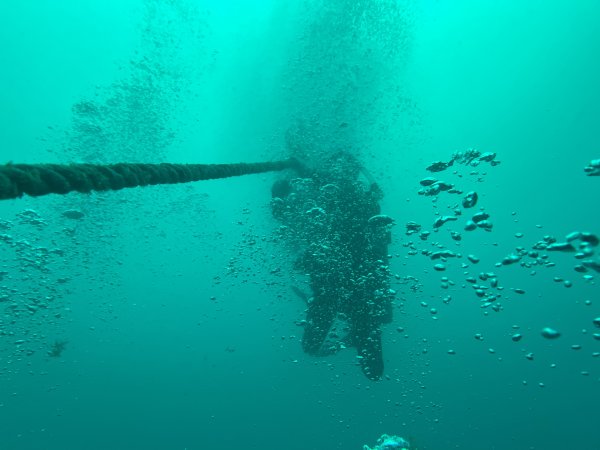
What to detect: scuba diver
<box><xmin>271</xmin><ymin>151</ymin><xmax>395</xmax><ymax>380</ymax></box>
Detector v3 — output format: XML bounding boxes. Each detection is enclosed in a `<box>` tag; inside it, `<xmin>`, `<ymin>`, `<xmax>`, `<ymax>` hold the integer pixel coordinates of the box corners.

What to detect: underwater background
<box><xmin>0</xmin><ymin>0</ymin><xmax>599</xmax><ymax>449</ymax></box>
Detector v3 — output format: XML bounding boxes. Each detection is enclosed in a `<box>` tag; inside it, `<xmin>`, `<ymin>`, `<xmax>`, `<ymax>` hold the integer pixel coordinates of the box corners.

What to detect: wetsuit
<box><xmin>272</xmin><ymin>153</ymin><xmax>393</xmax><ymax>380</ymax></box>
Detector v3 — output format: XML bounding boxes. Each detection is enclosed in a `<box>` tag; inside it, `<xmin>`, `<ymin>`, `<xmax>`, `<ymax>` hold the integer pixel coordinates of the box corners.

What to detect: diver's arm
<box><xmin>288</xmin><ymin>156</ymin><xmax>311</xmax><ymax>177</ymax></box>
<box><xmin>359</xmin><ymin>165</ymin><xmax>383</xmax><ymax>198</ymax></box>
<box><xmin>359</xmin><ymin>165</ymin><xmax>376</xmax><ymax>185</ymax></box>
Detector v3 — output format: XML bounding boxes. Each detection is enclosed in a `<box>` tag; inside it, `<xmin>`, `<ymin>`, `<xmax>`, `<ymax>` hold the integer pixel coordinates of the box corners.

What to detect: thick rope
<box><xmin>0</xmin><ymin>159</ymin><xmax>303</xmax><ymax>200</ymax></box>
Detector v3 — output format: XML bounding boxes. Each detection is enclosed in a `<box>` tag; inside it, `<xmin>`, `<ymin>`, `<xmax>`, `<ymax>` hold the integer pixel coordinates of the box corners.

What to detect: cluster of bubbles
<box><xmin>584</xmin><ymin>159</ymin><xmax>600</xmax><ymax>176</ymax></box>
<box><xmin>282</xmin><ymin>0</ymin><xmax>415</xmax><ymax>165</ymax></box>
<box><xmin>1</xmin><ymin>0</ymin><xmax>211</xmax><ymax>377</ymax></box>
<box><xmin>62</xmin><ymin>0</ymin><xmax>208</xmax><ymax>165</ymax></box>
<box><xmin>395</xmin><ymin>148</ymin><xmax>599</xmax><ymax>382</ymax></box>
<box><xmin>0</xmin><ymin>209</ymin><xmax>81</xmax><ymax>368</ymax></box>
<box><xmin>363</xmin><ymin>433</ymin><xmax>410</xmax><ymax>450</ymax></box>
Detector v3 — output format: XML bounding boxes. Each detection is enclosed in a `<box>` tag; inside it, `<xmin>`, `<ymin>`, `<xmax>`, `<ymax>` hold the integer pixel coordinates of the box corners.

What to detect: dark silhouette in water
<box><xmin>48</xmin><ymin>340</ymin><xmax>68</xmax><ymax>358</ymax></box>
<box><xmin>272</xmin><ymin>152</ymin><xmax>394</xmax><ymax>380</ymax></box>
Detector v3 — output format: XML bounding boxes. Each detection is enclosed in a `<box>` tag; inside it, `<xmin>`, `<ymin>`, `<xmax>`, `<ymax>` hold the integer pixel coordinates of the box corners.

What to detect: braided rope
<box><xmin>0</xmin><ymin>159</ymin><xmax>302</xmax><ymax>200</ymax></box>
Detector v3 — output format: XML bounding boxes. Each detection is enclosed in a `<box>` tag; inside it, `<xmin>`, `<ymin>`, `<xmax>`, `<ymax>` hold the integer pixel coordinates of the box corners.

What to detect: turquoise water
<box><xmin>0</xmin><ymin>1</ymin><xmax>599</xmax><ymax>449</ymax></box>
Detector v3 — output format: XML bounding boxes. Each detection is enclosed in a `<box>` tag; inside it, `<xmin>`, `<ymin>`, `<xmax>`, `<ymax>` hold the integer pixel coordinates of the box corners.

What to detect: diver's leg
<box><xmin>355</xmin><ymin>326</ymin><xmax>384</xmax><ymax>380</ymax></box>
<box><xmin>302</xmin><ymin>297</ymin><xmax>336</xmax><ymax>355</ymax></box>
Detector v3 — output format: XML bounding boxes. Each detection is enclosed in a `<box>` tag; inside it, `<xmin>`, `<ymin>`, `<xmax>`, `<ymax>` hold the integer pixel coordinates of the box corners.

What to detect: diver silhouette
<box><xmin>272</xmin><ymin>152</ymin><xmax>394</xmax><ymax>380</ymax></box>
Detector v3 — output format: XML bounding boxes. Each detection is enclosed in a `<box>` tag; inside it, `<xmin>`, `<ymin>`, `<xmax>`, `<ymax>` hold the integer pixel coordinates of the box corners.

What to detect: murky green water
<box><xmin>0</xmin><ymin>1</ymin><xmax>598</xmax><ymax>449</ymax></box>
